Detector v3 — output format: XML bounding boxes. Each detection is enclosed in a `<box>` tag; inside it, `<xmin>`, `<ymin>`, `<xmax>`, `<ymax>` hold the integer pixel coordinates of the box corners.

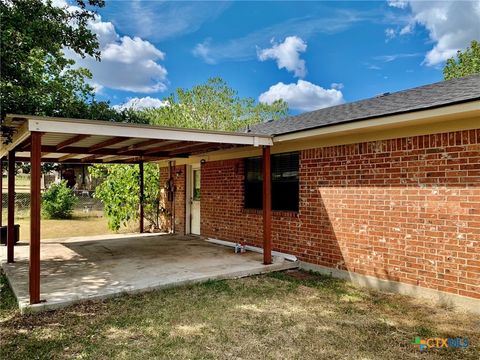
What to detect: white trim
<box><xmin>21</xmin><ymin>117</ymin><xmax>273</xmax><ymax>146</ymax></box>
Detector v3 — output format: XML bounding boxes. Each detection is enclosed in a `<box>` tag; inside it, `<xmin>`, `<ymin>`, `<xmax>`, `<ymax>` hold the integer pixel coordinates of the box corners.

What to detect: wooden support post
<box><xmin>7</xmin><ymin>151</ymin><xmax>15</xmax><ymax>263</ymax></box>
<box><xmin>262</xmin><ymin>146</ymin><xmax>272</xmax><ymax>265</ymax></box>
<box><xmin>30</xmin><ymin>132</ymin><xmax>42</xmax><ymax>304</ymax></box>
<box><xmin>139</xmin><ymin>162</ymin><xmax>144</xmax><ymax>233</ymax></box>
<box><xmin>0</xmin><ymin>157</ymin><xmax>3</xmax><ymax>227</ymax></box>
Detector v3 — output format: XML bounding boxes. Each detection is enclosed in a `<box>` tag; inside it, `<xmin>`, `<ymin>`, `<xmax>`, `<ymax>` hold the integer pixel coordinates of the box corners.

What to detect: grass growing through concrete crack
<box><xmin>1</xmin><ymin>270</ymin><xmax>478</xmax><ymax>359</ymax></box>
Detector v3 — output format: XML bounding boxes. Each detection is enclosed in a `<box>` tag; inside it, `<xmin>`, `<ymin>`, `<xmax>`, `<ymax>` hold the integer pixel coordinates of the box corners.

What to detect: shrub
<box><xmin>41</xmin><ymin>180</ymin><xmax>77</xmax><ymax>219</ymax></box>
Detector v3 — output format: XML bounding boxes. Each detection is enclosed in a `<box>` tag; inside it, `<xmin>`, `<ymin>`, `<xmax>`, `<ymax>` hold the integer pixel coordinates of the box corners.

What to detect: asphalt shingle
<box><xmin>248</xmin><ymin>74</ymin><xmax>480</xmax><ymax>136</ymax></box>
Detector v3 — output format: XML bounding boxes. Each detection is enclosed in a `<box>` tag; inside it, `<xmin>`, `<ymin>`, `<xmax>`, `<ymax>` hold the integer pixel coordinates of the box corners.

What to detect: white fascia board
<box><xmin>27</xmin><ymin>119</ymin><xmax>273</xmax><ymax>146</ymax></box>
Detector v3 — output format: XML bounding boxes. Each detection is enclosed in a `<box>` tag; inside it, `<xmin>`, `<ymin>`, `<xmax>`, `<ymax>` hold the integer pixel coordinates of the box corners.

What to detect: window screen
<box><xmin>244</xmin><ymin>152</ymin><xmax>299</xmax><ymax>212</ymax></box>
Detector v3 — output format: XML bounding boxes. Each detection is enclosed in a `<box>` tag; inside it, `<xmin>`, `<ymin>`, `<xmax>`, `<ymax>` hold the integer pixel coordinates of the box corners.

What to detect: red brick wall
<box><xmin>159</xmin><ymin>165</ymin><xmax>186</xmax><ymax>235</ymax></box>
<box><xmin>201</xmin><ymin>129</ymin><xmax>480</xmax><ymax>299</ymax></box>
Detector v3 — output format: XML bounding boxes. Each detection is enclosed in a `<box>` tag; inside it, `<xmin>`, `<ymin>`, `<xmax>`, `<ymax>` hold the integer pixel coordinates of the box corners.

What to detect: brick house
<box><xmin>159</xmin><ymin>75</ymin><xmax>480</xmax><ymax>310</ymax></box>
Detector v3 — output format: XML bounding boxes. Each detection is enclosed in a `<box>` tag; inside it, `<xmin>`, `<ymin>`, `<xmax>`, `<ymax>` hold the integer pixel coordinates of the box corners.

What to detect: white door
<box><xmin>190</xmin><ymin>166</ymin><xmax>201</xmax><ymax>235</ymax></box>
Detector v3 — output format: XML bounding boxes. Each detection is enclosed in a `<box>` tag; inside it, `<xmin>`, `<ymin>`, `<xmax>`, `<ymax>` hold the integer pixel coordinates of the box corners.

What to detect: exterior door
<box><xmin>190</xmin><ymin>166</ymin><xmax>201</xmax><ymax>235</ymax></box>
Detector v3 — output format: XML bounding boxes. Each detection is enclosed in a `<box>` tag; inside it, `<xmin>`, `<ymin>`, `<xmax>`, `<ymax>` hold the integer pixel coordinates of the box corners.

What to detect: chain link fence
<box><xmin>1</xmin><ymin>190</ymin><xmax>104</xmax><ymax>220</ymax></box>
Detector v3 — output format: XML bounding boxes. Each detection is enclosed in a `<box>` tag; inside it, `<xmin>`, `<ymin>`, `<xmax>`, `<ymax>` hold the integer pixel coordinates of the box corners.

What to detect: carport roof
<box><xmin>0</xmin><ymin>114</ymin><xmax>273</xmax><ymax>163</ymax></box>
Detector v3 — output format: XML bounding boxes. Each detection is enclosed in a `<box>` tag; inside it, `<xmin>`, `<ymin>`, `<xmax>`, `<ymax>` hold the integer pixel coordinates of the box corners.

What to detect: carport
<box><xmin>0</xmin><ymin>114</ymin><xmax>275</xmax><ymax>306</ymax></box>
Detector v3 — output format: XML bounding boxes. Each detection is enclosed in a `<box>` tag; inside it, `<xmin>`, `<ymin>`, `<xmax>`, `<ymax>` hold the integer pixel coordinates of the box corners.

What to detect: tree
<box><xmin>0</xmin><ymin>0</ymin><xmax>147</xmax><ymax>132</ymax></box>
<box><xmin>443</xmin><ymin>40</ymin><xmax>480</xmax><ymax>80</ymax></box>
<box><xmin>89</xmin><ymin>164</ymin><xmax>161</xmax><ymax>231</ymax></box>
<box><xmin>1</xmin><ymin>0</ymin><xmax>101</xmax><ymax>119</ymax></box>
<box><xmin>143</xmin><ymin>77</ymin><xmax>288</xmax><ymax>131</ymax></box>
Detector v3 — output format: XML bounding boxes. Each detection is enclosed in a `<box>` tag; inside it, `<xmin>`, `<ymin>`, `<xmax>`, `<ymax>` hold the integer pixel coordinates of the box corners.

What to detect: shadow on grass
<box><xmin>267</xmin><ymin>269</ymin><xmax>351</xmax><ymax>297</ymax></box>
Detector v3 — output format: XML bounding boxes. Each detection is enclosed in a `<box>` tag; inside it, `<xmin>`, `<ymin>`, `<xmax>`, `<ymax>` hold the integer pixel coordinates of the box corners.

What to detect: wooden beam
<box><xmin>7</xmin><ymin>151</ymin><xmax>15</xmax><ymax>263</ymax></box>
<box><xmin>102</xmin><ymin>155</ymin><xmax>129</xmax><ymax>163</ymax></box>
<box><xmin>14</xmin><ymin>156</ymin><xmax>168</xmax><ymax>164</ymax></box>
<box><xmin>166</xmin><ymin>142</ymin><xmax>215</xmax><ymax>156</ymax></box>
<box><xmin>117</xmin><ymin>139</ymin><xmax>168</xmax><ymax>153</ymax></box>
<box><xmin>0</xmin><ymin>158</ymin><xmax>3</xmax><ymax>227</ymax></box>
<box><xmin>24</xmin><ymin>145</ymin><xmax>192</xmax><ymax>158</ymax></box>
<box><xmin>167</xmin><ymin>143</ymin><xmax>235</xmax><ymax>157</ymax></box>
<box><xmin>19</xmin><ymin>137</ymin><xmax>31</xmax><ymax>151</ymax></box>
<box><xmin>144</xmin><ymin>141</ymin><xmax>197</xmax><ymax>155</ymax></box>
<box><xmin>57</xmin><ymin>154</ymin><xmax>78</xmax><ymax>162</ymax></box>
<box><xmin>88</xmin><ymin>137</ymin><xmax>129</xmax><ymax>152</ymax></box>
<box><xmin>56</xmin><ymin>134</ymin><xmax>90</xmax><ymax>151</ymax></box>
<box><xmin>0</xmin><ymin>158</ymin><xmax>2</xmax><ymax>227</ymax></box>
<box><xmin>262</xmin><ymin>145</ymin><xmax>272</xmax><ymax>265</ymax></box>
<box><xmin>24</xmin><ymin>146</ymin><xmax>151</xmax><ymax>157</ymax></box>
<box><xmin>30</xmin><ymin>132</ymin><xmax>42</xmax><ymax>304</ymax></box>
<box><xmin>123</xmin><ymin>156</ymin><xmax>170</xmax><ymax>163</ymax></box>
<box><xmin>81</xmin><ymin>154</ymin><xmax>104</xmax><ymax>163</ymax></box>
<box><xmin>139</xmin><ymin>162</ymin><xmax>144</xmax><ymax>233</ymax></box>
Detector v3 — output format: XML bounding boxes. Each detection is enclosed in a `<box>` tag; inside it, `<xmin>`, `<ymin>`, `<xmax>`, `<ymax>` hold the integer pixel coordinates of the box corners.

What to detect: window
<box><xmin>193</xmin><ymin>169</ymin><xmax>201</xmax><ymax>200</ymax></box>
<box><xmin>244</xmin><ymin>152</ymin><xmax>299</xmax><ymax>212</ymax></box>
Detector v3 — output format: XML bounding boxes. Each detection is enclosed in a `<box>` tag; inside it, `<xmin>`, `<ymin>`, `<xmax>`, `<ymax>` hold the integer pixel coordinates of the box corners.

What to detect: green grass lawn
<box><xmin>1</xmin><ymin>270</ymin><xmax>478</xmax><ymax>360</ymax></box>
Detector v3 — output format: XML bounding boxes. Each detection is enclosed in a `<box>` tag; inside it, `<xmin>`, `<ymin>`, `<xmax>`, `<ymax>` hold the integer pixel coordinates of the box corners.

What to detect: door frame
<box><xmin>186</xmin><ymin>164</ymin><xmax>201</xmax><ymax>235</ymax></box>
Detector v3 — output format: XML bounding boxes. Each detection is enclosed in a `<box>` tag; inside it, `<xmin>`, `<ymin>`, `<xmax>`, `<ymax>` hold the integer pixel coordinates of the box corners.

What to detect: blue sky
<box><xmin>63</xmin><ymin>0</ymin><xmax>480</xmax><ymax>113</ymax></box>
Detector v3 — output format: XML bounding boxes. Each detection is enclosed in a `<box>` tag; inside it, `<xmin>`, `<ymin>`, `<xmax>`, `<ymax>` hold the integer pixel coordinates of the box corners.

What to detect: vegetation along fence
<box><xmin>1</xmin><ymin>190</ymin><xmax>104</xmax><ymax>217</ymax></box>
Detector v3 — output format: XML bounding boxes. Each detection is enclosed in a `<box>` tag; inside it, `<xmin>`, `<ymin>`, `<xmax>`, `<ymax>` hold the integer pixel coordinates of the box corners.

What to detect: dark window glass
<box><xmin>244</xmin><ymin>157</ymin><xmax>263</xmax><ymax>209</ymax></box>
<box><xmin>244</xmin><ymin>152</ymin><xmax>299</xmax><ymax>212</ymax></box>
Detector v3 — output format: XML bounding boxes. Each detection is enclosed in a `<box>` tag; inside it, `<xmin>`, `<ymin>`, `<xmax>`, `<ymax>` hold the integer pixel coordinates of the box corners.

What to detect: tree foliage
<box><xmin>89</xmin><ymin>164</ymin><xmax>161</xmax><ymax>231</ymax></box>
<box><xmin>42</xmin><ymin>180</ymin><xmax>77</xmax><ymax>219</ymax></box>
<box><xmin>443</xmin><ymin>40</ymin><xmax>480</xmax><ymax>80</ymax></box>
<box><xmin>0</xmin><ymin>0</ymin><xmax>147</xmax><ymax>132</ymax></box>
<box><xmin>143</xmin><ymin>77</ymin><xmax>288</xmax><ymax>131</ymax></box>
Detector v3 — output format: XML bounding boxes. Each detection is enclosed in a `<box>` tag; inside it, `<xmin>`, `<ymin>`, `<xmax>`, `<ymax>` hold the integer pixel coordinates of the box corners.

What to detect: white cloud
<box><xmin>109</xmin><ymin>1</ymin><xmax>231</xmax><ymax>42</ymax></box>
<box><xmin>385</xmin><ymin>28</ymin><xmax>397</xmax><ymax>41</ymax></box>
<box><xmin>193</xmin><ymin>10</ymin><xmax>369</xmax><ymax>64</ymax></box>
<box><xmin>60</xmin><ymin>4</ymin><xmax>168</xmax><ymax>93</ymax></box>
<box><xmin>113</xmin><ymin>97</ymin><xmax>168</xmax><ymax>111</ymax></box>
<box><xmin>387</xmin><ymin>0</ymin><xmax>480</xmax><ymax>66</ymax></box>
<box><xmin>259</xmin><ymin>80</ymin><xmax>344</xmax><ymax>112</ymax></box>
<box><xmin>387</xmin><ymin>0</ymin><xmax>409</xmax><ymax>9</ymax></box>
<box><xmin>257</xmin><ymin>36</ymin><xmax>307</xmax><ymax>78</ymax></box>
<box><xmin>192</xmin><ymin>39</ymin><xmax>216</xmax><ymax>64</ymax></box>
<box><xmin>331</xmin><ymin>82</ymin><xmax>344</xmax><ymax>90</ymax></box>
<box><xmin>374</xmin><ymin>52</ymin><xmax>422</xmax><ymax>62</ymax></box>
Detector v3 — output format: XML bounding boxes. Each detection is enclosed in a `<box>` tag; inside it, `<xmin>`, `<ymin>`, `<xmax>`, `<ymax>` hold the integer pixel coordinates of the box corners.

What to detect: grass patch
<box><xmin>1</xmin><ymin>270</ymin><xmax>479</xmax><ymax>360</ymax></box>
<box><xmin>12</xmin><ymin>217</ymin><xmax>111</xmax><ymax>242</ymax></box>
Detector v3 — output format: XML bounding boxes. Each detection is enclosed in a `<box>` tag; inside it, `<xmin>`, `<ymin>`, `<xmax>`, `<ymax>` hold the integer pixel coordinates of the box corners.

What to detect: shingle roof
<box><xmin>249</xmin><ymin>74</ymin><xmax>480</xmax><ymax>136</ymax></box>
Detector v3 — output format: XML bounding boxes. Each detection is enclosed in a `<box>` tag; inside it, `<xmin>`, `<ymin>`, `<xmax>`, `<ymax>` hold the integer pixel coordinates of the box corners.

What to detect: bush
<box><xmin>41</xmin><ymin>180</ymin><xmax>77</xmax><ymax>219</ymax></box>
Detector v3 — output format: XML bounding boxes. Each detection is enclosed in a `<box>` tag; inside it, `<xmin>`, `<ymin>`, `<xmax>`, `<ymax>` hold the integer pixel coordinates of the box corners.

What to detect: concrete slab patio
<box><xmin>0</xmin><ymin>233</ymin><xmax>298</xmax><ymax>313</ymax></box>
